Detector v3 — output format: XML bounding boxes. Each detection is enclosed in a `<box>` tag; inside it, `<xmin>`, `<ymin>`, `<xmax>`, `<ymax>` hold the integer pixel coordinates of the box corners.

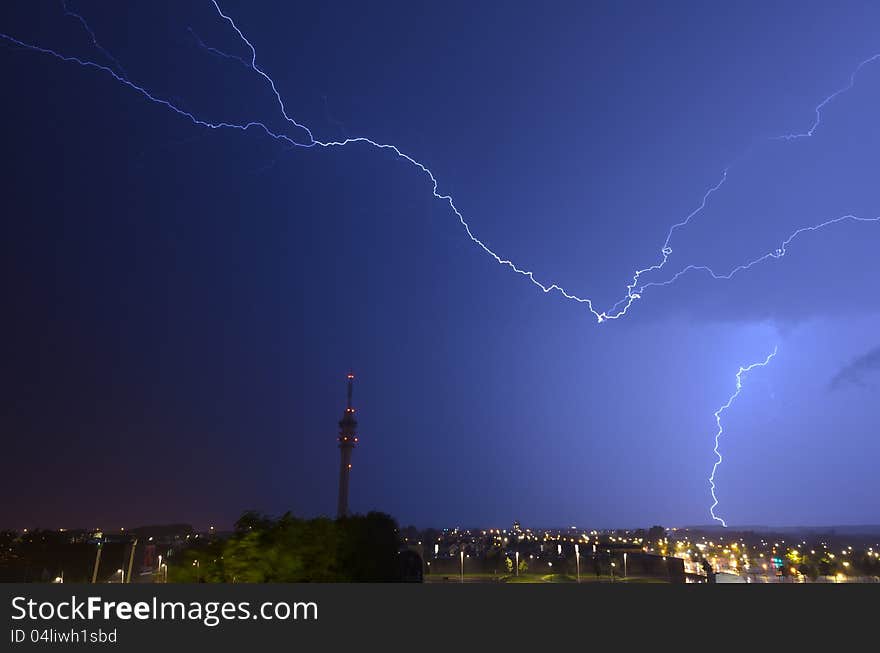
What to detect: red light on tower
<box><xmin>337</xmin><ymin>371</ymin><xmax>358</xmax><ymax>519</ymax></box>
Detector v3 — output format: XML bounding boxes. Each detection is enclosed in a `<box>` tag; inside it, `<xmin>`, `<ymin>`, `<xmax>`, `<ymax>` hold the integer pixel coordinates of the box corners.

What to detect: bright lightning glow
<box><xmin>1</xmin><ymin>3</ymin><xmax>877</xmax><ymax>325</ymax></box>
<box><xmin>0</xmin><ymin>8</ymin><xmax>873</xmax><ymax>525</ymax></box>
<box><xmin>709</xmin><ymin>347</ymin><xmax>778</xmax><ymax>528</ymax></box>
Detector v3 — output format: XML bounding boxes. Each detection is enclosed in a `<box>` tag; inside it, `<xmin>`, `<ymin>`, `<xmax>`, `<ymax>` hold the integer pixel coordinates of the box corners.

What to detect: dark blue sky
<box><xmin>1</xmin><ymin>1</ymin><xmax>878</xmax><ymax>530</ymax></box>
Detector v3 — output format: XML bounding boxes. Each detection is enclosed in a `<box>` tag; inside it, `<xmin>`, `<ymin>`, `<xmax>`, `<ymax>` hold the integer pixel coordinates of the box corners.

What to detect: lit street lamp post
<box><xmin>575</xmin><ymin>545</ymin><xmax>580</xmax><ymax>583</ymax></box>
<box><xmin>624</xmin><ymin>552</ymin><xmax>627</xmax><ymax>579</ymax></box>
<box><xmin>459</xmin><ymin>550</ymin><xmax>464</xmax><ymax>583</ymax></box>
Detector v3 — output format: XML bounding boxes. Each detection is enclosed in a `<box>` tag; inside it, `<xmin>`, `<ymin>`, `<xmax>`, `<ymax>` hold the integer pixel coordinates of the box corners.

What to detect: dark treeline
<box><xmin>170</xmin><ymin>511</ymin><xmax>404</xmax><ymax>582</ymax></box>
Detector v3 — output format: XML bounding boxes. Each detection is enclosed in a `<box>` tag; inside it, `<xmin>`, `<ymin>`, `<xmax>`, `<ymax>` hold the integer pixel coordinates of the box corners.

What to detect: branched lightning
<box><xmin>775</xmin><ymin>53</ymin><xmax>880</xmax><ymax>140</ymax></box>
<box><xmin>60</xmin><ymin>0</ymin><xmax>127</xmax><ymax>77</ymax></box>
<box><xmin>3</xmin><ymin>2</ymin><xmax>878</xmax><ymax>527</ymax></box>
<box><xmin>607</xmin><ymin>50</ymin><xmax>880</xmax><ymax>315</ymax></box>
<box><xmin>601</xmin><ymin>169</ymin><xmax>729</xmax><ymax>320</ymax></box>
<box><xmin>709</xmin><ymin>347</ymin><xmax>778</xmax><ymax>528</ymax></box>
<box><xmin>1</xmin><ymin>2</ymin><xmax>878</xmax><ymax>326</ymax></box>
<box><xmin>187</xmin><ymin>26</ymin><xmax>250</xmax><ymax>68</ymax></box>
<box><xmin>632</xmin><ymin>213</ymin><xmax>880</xmax><ymax>295</ymax></box>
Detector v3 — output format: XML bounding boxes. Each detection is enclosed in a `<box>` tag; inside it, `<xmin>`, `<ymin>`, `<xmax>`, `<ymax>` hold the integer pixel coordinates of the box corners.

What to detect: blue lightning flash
<box><xmin>1</xmin><ymin>2</ymin><xmax>878</xmax><ymax>326</ymax></box>
<box><xmin>709</xmin><ymin>347</ymin><xmax>778</xmax><ymax>528</ymax></box>
<box><xmin>1</xmin><ymin>2</ymin><xmax>877</xmax><ymax>528</ymax></box>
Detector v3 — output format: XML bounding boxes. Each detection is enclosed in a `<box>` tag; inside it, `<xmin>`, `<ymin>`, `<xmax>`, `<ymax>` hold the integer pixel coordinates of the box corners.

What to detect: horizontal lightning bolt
<box><xmin>630</xmin><ymin>213</ymin><xmax>880</xmax><ymax>298</ymax></box>
<box><xmin>2</xmin><ymin>4</ymin><xmax>875</xmax><ymax>529</ymax></box>
<box><xmin>0</xmin><ymin>1</ymin><xmax>878</xmax><ymax>326</ymax></box>
<box><xmin>709</xmin><ymin>347</ymin><xmax>778</xmax><ymax>528</ymax></box>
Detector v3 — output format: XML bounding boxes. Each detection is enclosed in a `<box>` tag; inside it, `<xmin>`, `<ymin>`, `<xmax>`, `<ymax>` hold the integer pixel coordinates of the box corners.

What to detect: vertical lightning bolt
<box><xmin>1</xmin><ymin>2</ymin><xmax>876</xmax><ymax>528</ymax></box>
<box><xmin>708</xmin><ymin>346</ymin><xmax>778</xmax><ymax>528</ymax></box>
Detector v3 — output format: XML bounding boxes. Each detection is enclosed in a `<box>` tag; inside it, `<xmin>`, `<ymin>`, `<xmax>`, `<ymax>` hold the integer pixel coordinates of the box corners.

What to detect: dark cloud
<box><xmin>829</xmin><ymin>345</ymin><xmax>880</xmax><ymax>391</ymax></box>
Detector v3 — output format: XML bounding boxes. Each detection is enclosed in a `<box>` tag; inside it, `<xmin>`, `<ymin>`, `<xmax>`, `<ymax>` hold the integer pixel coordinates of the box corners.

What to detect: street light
<box><xmin>459</xmin><ymin>550</ymin><xmax>464</xmax><ymax>583</ymax></box>
<box><xmin>575</xmin><ymin>545</ymin><xmax>580</xmax><ymax>583</ymax></box>
<box><xmin>116</xmin><ymin>569</ymin><xmax>124</xmax><ymax>583</ymax></box>
<box><xmin>515</xmin><ymin>551</ymin><xmax>519</xmax><ymax>577</ymax></box>
<box><xmin>623</xmin><ymin>552</ymin><xmax>627</xmax><ymax>579</ymax></box>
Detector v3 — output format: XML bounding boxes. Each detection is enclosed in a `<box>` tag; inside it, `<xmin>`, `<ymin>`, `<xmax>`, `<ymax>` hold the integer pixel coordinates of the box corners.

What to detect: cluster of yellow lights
<box><xmin>427</xmin><ymin>524</ymin><xmax>878</xmax><ymax>581</ymax></box>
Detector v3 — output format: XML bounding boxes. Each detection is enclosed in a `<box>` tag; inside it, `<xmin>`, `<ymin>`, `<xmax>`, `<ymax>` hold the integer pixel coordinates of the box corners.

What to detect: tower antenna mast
<box><xmin>336</xmin><ymin>371</ymin><xmax>358</xmax><ymax>519</ymax></box>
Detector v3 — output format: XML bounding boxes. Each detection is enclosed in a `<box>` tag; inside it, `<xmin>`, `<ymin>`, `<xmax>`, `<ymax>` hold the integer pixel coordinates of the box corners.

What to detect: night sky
<box><xmin>2</xmin><ymin>1</ymin><xmax>878</xmax><ymax>530</ymax></box>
